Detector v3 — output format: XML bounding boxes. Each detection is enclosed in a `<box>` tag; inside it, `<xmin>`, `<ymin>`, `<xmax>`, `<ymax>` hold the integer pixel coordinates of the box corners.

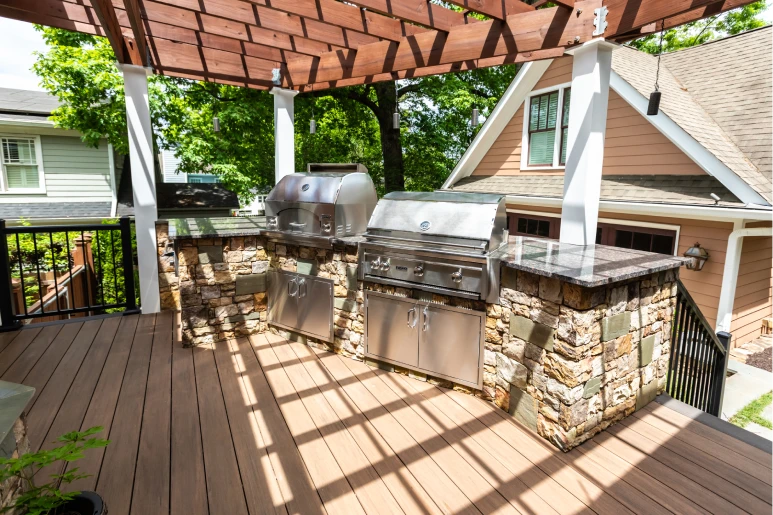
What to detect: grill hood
<box><xmin>366</xmin><ymin>191</ymin><xmax>508</xmax><ymax>252</ymax></box>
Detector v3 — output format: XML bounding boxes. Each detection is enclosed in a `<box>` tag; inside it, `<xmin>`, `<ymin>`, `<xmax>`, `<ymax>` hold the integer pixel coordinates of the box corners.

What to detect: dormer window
<box><xmin>523</xmin><ymin>86</ymin><xmax>571</xmax><ymax>169</ymax></box>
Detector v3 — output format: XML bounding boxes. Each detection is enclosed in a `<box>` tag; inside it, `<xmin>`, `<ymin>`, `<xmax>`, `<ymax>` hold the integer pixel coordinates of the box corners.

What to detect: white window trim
<box><xmin>0</xmin><ymin>134</ymin><xmax>46</xmax><ymax>194</ymax></box>
<box><xmin>506</xmin><ymin>208</ymin><xmax>681</xmax><ymax>256</ymax></box>
<box><xmin>520</xmin><ymin>81</ymin><xmax>572</xmax><ymax>171</ymax></box>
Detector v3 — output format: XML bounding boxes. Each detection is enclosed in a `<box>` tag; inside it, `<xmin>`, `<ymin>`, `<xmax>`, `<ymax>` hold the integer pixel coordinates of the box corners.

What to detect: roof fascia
<box><xmin>609</xmin><ymin>70</ymin><xmax>769</xmax><ymax>207</ymax></box>
<box><xmin>441</xmin><ymin>59</ymin><xmax>553</xmax><ymax>189</ymax></box>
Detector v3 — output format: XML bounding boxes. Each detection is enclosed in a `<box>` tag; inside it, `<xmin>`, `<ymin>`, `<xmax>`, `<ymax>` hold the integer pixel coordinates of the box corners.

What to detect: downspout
<box><xmin>715</xmin><ymin>224</ymin><xmax>773</xmax><ymax>333</ymax></box>
<box><xmin>108</xmin><ymin>143</ymin><xmax>117</xmax><ymax>217</ymax></box>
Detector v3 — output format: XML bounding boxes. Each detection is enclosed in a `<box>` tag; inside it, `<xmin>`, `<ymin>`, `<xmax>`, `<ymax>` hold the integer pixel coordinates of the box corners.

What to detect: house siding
<box><xmin>473</xmin><ymin>57</ymin><xmax>706</xmax><ymax>177</ymax></box>
<box><xmin>731</xmin><ymin>221</ymin><xmax>773</xmax><ymax>346</ymax></box>
<box><xmin>0</xmin><ymin>135</ymin><xmax>112</xmax><ymax>203</ymax></box>
<box><xmin>504</xmin><ymin>203</ymin><xmax>766</xmax><ymax>346</ymax></box>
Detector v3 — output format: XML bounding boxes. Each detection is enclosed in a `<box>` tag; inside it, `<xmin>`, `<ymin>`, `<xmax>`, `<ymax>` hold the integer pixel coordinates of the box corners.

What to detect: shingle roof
<box><xmin>660</xmin><ymin>26</ymin><xmax>772</xmax><ymax>186</ymax></box>
<box><xmin>0</xmin><ymin>88</ymin><xmax>60</xmax><ymax>115</ymax></box>
<box><xmin>451</xmin><ymin>175</ymin><xmax>745</xmax><ymax>207</ymax></box>
<box><xmin>611</xmin><ymin>29</ymin><xmax>772</xmax><ymax>203</ymax></box>
<box><xmin>0</xmin><ymin>202</ymin><xmax>111</xmax><ymax>219</ymax></box>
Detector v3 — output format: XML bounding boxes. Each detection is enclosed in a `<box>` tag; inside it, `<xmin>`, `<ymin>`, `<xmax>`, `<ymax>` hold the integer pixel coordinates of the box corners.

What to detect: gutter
<box><xmin>503</xmin><ymin>195</ymin><xmax>772</xmax><ymax>222</ymax></box>
<box><xmin>716</xmin><ymin>225</ymin><xmax>773</xmax><ymax>333</ymax></box>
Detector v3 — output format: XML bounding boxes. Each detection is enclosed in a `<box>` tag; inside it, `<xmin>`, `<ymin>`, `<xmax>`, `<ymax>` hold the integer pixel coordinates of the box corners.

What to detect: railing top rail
<box><xmin>676</xmin><ymin>280</ymin><xmax>726</xmax><ymax>355</ymax></box>
<box><xmin>1</xmin><ymin>223</ymin><xmax>122</xmax><ymax>233</ymax></box>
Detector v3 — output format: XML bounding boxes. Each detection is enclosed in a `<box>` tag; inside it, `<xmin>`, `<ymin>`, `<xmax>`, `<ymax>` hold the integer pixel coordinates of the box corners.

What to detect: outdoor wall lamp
<box><xmin>684</xmin><ymin>243</ymin><xmax>709</xmax><ymax>271</ymax></box>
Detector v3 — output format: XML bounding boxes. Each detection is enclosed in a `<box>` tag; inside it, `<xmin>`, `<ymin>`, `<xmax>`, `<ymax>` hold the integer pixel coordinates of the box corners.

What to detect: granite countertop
<box><xmin>496</xmin><ymin>237</ymin><xmax>688</xmax><ymax>287</ymax></box>
<box><xmin>0</xmin><ymin>380</ymin><xmax>34</xmax><ymax>453</ymax></box>
<box><xmin>169</xmin><ymin>217</ymin><xmax>363</xmax><ymax>246</ymax></box>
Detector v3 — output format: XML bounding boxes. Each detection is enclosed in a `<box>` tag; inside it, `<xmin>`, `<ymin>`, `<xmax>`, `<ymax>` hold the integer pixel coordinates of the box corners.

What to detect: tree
<box><xmin>34</xmin><ymin>24</ymin><xmax>517</xmax><ymax>197</ymax></box>
<box><xmin>628</xmin><ymin>1</ymin><xmax>768</xmax><ymax>54</ymax></box>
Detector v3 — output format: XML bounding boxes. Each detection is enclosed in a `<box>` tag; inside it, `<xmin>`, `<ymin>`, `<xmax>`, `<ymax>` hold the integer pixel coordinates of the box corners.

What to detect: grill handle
<box><xmin>365</xmin><ymin>234</ymin><xmax>487</xmax><ymax>252</ymax></box>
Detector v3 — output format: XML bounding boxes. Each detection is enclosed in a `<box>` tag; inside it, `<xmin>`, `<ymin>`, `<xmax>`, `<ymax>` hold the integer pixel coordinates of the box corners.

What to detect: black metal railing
<box><xmin>667</xmin><ymin>280</ymin><xmax>730</xmax><ymax>417</ymax></box>
<box><xmin>0</xmin><ymin>217</ymin><xmax>138</xmax><ymax>330</ymax></box>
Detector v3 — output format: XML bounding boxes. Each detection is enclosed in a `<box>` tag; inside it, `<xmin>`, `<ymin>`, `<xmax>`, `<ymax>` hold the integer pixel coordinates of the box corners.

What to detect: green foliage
<box><xmin>0</xmin><ymin>426</ymin><xmax>109</xmax><ymax>515</ymax></box>
<box><xmin>730</xmin><ymin>391</ymin><xmax>773</xmax><ymax>429</ymax></box>
<box><xmin>628</xmin><ymin>1</ymin><xmax>768</xmax><ymax>54</ymax></box>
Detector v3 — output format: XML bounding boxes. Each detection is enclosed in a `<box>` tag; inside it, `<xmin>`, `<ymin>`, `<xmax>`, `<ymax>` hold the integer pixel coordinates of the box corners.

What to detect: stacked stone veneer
<box><xmin>487</xmin><ymin>267</ymin><xmax>678</xmax><ymax>450</ymax></box>
<box><xmin>0</xmin><ymin>416</ymin><xmax>30</xmax><ymax>510</ymax></box>
<box><xmin>156</xmin><ymin>222</ymin><xmax>678</xmax><ymax>451</ymax></box>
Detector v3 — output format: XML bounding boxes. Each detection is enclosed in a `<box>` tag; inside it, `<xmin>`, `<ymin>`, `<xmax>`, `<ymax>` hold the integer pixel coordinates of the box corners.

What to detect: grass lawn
<box><xmin>729</xmin><ymin>391</ymin><xmax>772</xmax><ymax>429</ymax></box>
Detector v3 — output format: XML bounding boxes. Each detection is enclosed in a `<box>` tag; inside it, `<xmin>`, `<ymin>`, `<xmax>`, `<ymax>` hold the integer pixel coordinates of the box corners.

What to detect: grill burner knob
<box><xmin>380</xmin><ymin>258</ymin><xmax>391</xmax><ymax>271</ymax></box>
<box><xmin>451</xmin><ymin>268</ymin><xmax>463</xmax><ymax>283</ymax></box>
<box><xmin>321</xmin><ymin>222</ymin><xmax>332</xmax><ymax>233</ymax></box>
<box><xmin>370</xmin><ymin>257</ymin><xmax>381</xmax><ymax>270</ymax></box>
<box><xmin>414</xmin><ymin>264</ymin><xmax>424</xmax><ymax>276</ymax></box>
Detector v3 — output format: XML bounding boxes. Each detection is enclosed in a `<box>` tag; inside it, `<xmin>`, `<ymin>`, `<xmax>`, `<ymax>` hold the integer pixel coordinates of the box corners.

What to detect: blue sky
<box><xmin>1</xmin><ymin>8</ymin><xmax>772</xmax><ymax>92</ymax></box>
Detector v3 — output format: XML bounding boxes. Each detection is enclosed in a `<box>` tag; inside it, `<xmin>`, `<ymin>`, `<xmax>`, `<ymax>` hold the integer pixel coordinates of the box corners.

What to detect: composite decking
<box><xmin>1</xmin><ymin>312</ymin><xmax>771</xmax><ymax>515</ymax></box>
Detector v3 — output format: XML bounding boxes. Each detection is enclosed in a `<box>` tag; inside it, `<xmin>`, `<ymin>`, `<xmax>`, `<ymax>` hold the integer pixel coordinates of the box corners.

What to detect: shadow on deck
<box><xmin>1</xmin><ymin>312</ymin><xmax>770</xmax><ymax>514</ymax></box>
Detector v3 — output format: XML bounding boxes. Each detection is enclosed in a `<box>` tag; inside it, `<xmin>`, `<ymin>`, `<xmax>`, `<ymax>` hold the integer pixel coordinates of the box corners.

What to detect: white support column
<box><xmin>270</xmin><ymin>88</ymin><xmax>299</xmax><ymax>184</ymax></box>
<box><xmin>559</xmin><ymin>39</ymin><xmax>614</xmax><ymax>245</ymax></box>
<box><xmin>120</xmin><ymin>64</ymin><xmax>160</xmax><ymax>314</ymax></box>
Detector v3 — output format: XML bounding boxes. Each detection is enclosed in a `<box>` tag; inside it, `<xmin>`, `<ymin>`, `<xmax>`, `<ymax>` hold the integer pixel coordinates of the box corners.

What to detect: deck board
<box><xmin>2</xmin><ymin>320</ymin><xmax>770</xmax><ymax>515</ymax></box>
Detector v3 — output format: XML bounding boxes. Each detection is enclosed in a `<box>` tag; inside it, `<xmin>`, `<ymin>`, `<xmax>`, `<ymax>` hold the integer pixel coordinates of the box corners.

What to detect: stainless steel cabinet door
<box><xmin>365</xmin><ymin>292</ymin><xmax>419</xmax><ymax>367</ymax></box>
<box><xmin>267</xmin><ymin>270</ymin><xmax>298</xmax><ymax>330</ymax></box>
<box><xmin>297</xmin><ymin>276</ymin><xmax>334</xmax><ymax>341</ymax></box>
<box><xmin>419</xmin><ymin>304</ymin><xmax>482</xmax><ymax>386</ymax></box>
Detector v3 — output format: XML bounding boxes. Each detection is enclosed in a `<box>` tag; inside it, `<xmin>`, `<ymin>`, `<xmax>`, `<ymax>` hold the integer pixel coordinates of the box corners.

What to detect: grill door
<box><xmin>297</xmin><ymin>276</ymin><xmax>334</xmax><ymax>341</ymax></box>
<box><xmin>365</xmin><ymin>292</ymin><xmax>419</xmax><ymax>368</ymax></box>
<box><xmin>418</xmin><ymin>304</ymin><xmax>483</xmax><ymax>387</ymax></box>
<box><xmin>268</xmin><ymin>270</ymin><xmax>299</xmax><ymax>331</ymax></box>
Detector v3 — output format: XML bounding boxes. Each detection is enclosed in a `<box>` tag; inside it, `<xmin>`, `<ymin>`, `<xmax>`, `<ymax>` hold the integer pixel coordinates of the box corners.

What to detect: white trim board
<box><xmin>443</xmin><ymin>54</ymin><xmax>770</xmax><ymax>208</ymax></box>
<box><xmin>442</xmin><ymin>59</ymin><xmax>553</xmax><ymax>189</ymax></box>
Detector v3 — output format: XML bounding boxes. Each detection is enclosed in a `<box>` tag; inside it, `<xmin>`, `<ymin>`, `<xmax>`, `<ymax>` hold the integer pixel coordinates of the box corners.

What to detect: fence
<box><xmin>667</xmin><ymin>280</ymin><xmax>730</xmax><ymax>417</ymax></box>
<box><xmin>0</xmin><ymin>217</ymin><xmax>138</xmax><ymax>330</ymax></box>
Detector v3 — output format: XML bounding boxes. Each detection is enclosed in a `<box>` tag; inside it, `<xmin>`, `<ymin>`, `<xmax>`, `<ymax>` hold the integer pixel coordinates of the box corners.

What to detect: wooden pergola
<box><xmin>0</xmin><ymin>0</ymin><xmax>755</xmax><ymax>314</ymax></box>
<box><xmin>0</xmin><ymin>0</ymin><xmax>755</xmax><ymax>91</ymax></box>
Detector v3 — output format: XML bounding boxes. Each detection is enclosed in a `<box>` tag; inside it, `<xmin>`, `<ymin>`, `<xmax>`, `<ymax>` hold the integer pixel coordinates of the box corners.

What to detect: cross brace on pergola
<box><xmin>0</xmin><ymin>0</ymin><xmax>756</xmax><ymax>90</ymax></box>
<box><xmin>0</xmin><ymin>0</ymin><xmax>756</xmax><ymax>315</ymax></box>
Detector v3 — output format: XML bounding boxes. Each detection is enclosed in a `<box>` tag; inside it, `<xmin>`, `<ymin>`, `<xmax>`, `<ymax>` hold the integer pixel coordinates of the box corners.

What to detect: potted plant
<box><xmin>0</xmin><ymin>426</ymin><xmax>109</xmax><ymax>515</ymax></box>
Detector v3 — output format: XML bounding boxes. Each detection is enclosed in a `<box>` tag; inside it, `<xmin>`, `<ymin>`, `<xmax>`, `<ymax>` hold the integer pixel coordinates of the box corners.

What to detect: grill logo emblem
<box><xmin>419</xmin><ymin>221</ymin><xmax>431</xmax><ymax>231</ymax></box>
<box><xmin>301</xmin><ymin>184</ymin><xmax>310</xmax><ymax>191</ymax></box>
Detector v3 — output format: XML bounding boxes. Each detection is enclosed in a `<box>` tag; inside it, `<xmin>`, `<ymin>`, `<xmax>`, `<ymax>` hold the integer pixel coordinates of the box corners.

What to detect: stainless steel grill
<box><xmin>358</xmin><ymin>191</ymin><xmax>508</xmax><ymax>303</ymax></box>
<box><xmin>264</xmin><ymin>163</ymin><xmax>377</xmax><ymax>247</ymax></box>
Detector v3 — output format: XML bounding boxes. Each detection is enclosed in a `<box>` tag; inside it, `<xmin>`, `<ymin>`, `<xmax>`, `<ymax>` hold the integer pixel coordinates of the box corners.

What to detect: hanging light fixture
<box><xmin>471</xmin><ymin>107</ymin><xmax>480</xmax><ymax>126</ymax></box>
<box><xmin>683</xmin><ymin>243</ymin><xmax>709</xmax><ymax>271</ymax></box>
<box><xmin>213</xmin><ymin>116</ymin><xmax>220</xmax><ymax>133</ymax></box>
<box><xmin>393</xmin><ymin>110</ymin><xmax>400</xmax><ymax>129</ymax></box>
<box><xmin>647</xmin><ymin>19</ymin><xmax>665</xmax><ymax>116</ymax></box>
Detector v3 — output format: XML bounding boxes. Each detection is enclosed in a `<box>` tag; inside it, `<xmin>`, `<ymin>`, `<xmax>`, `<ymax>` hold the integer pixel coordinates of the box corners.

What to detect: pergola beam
<box><xmin>442</xmin><ymin>0</ymin><xmax>533</xmax><ymax>20</ymax></box>
<box><xmin>121</xmin><ymin>0</ymin><xmax>148</xmax><ymax>65</ymax></box>
<box><xmin>342</xmin><ymin>0</ymin><xmax>473</xmax><ymax>32</ymax></box>
<box><xmin>282</xmin><ymin>0</ymin><xmax>601</xmax><ymax>87</ymax></box>
<box><xmin>90</xmin><ymin>0</ymin><xmax>145</xmax><ymax>64</ymax></box>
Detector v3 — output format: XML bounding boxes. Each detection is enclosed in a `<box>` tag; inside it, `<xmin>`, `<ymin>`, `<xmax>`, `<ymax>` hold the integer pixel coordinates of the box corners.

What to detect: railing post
<box><xmin>120</xmin><ymin>217</ymin><xmax>138</xmax><ymax>312</ymax></box>
<box><xmin>713</xmin><ymin>331</ymin><xmax>732</xmax><ymax>417</ymax></box>
<box><xmin>0</xmin><ymin>220</ymin><xmax>21</xmax><ymax>331</ymax></box>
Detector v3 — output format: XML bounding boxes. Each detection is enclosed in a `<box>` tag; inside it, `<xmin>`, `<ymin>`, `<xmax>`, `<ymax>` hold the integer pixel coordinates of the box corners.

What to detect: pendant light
<box><xmin>309</xmin><ymin>84</ymin><xmax>316</xmax><ymax>134</ymax></box>
<box><xmin>393</xmin><ymin>110</ymin><xmax>400</xmax><ymax>129</ymax></box>
<box><xmin>471</xmin><ymin>107</ymin><xmax>480</xmax><ymax>126</ymax></box>
<box><xmin>647</xmin><ymin>19</ymin><xmax>665</xmax><ymax>116</ymax></box>
<box><xmin>213</xmin><ymin>115</ymin><xmax>220</xmax><ymax>133</ymax></box>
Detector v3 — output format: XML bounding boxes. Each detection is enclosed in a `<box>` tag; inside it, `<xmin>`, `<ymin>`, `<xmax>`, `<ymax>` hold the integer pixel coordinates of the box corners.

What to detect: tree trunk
<box><xmin>374</xmin><ymin>82</ymin><xmax>405</xmax><ymax>193</ymax></box>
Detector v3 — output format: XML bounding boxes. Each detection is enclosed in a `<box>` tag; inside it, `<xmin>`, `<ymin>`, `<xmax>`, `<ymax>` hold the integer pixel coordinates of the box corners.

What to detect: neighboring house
<box><xmin>0</xmin><ymin>88</ymin><xmax>239</xmax><ymax>220</ymax></box>
<box><xmin>160</xmin><ymin>148</ymin><xmax>220</xmax><ymax>184</ymax></box>
<box><xmin>444</xmin><ymin>27</ymin><xmax>773</xmax><ymax>348</ymax></box>
<box><xmin>0</xmin><ymin>87</ymin><xmax>120</xmax><ymax>219</ymax></box>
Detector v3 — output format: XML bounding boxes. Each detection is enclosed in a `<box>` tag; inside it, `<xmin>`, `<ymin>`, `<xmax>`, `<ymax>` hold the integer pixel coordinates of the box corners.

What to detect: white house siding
<box><xmin>161</xmin><ymin>149</ymin><xmax>186</xmax><ymax>183</ymax></box>
<box><xmin>0</xmin><ymin>135</ymin><xmax>112</xmax><ymax>203</ymax></box>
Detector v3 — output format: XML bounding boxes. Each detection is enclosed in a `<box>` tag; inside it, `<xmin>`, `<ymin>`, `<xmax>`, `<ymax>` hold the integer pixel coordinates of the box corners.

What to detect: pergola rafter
<box><xmin>0</xmin><ymin>0</ymin><xmax>760</xmax><ymax>89</ymax></box>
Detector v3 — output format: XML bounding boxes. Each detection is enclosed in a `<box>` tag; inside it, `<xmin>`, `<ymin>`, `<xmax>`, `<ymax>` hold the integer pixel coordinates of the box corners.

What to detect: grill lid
<box><xmin>266</xmin><ymin>173</ymin><xmax>345</xmax><ymax>204</ymax></box>
<box><xmin>366</xmin><ymin>191</ymin><xmax>507</xmax><ymax>247</ymax></box>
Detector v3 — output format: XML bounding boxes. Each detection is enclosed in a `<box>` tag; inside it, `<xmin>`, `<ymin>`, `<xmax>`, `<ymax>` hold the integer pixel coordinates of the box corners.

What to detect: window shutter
<box><xmin>547</xmin><ymin>92</ymin><xmax>558</xmax><ymax>129</ymax></box>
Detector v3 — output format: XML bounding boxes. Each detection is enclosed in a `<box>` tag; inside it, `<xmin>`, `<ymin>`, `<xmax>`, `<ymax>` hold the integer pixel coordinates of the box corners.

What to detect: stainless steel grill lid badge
<box><xmin>301</xmin><ymin>183</ymin><xmax>310</xmax><ymax>191</ymax></box>
<box><xmin>419</xmin><ymin>220</ymin><xmax>431</xmax><ymax>231</ymax></box>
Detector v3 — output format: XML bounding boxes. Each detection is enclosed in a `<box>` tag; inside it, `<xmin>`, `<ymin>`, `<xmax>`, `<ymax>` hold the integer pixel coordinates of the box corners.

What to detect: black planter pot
<box><xmin>55</xmin><ymin>491</ymin><xmax>107</xmax><ymax>515</ymax></box>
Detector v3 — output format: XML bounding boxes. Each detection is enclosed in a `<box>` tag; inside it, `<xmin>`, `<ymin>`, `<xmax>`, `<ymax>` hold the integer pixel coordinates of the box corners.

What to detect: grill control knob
<box><xmin>414</xmin><ymin>264</ymin><xmax>424</xmax><ymax>277</ymax></box>
<box><xmin>451</xmin><ymin>268</ymin><xmax>463</xmax><ymax>284</ymax></box>
<box><xmin>370</xmin><ymin>257</ymin><xmax>381</xmax><ymax>270</ymax></box>
<box><xmin>380</xmin><ymin>258</ymin><xmax>391</xmax><ymax>271</ymax></box>
<box><xmin>321</xmin><ymin>222</ymin><xmax>332</xmax><ymax>233</ymax></box>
